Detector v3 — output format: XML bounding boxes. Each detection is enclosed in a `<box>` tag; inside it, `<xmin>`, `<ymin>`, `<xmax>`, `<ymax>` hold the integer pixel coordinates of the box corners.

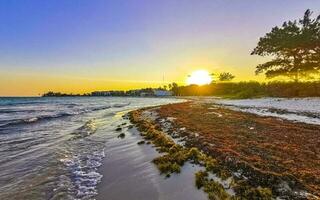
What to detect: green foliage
<box><xmin>219</xmin><ymin>72</ymin><xmax>235</xmax><ymax>82</ymax></box>
<box><xmin>251</xmin><ymin>9</ymin><xmax>320</xmax><ymax>81</ymax></box>
<box><xmin>168</xmin><ymin>82</ymin><xmax>179</xmax><ymax>95</ymax></box>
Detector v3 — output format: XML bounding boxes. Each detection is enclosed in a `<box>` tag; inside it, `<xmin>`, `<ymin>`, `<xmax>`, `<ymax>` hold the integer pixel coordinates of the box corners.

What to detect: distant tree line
<box><xmin>42</xmin><ymin>87</ymin><xmax>171</xmax><ymax>97</ymax></box>
<box><xmin>167</xmin><ymin>81</ymin><xmax>320</xmax><ymax>98</ymax></box>
<box><xmin>42</xmin><ymin>92</ymin><xmax>91</xmax><ymax>97</ymax></box>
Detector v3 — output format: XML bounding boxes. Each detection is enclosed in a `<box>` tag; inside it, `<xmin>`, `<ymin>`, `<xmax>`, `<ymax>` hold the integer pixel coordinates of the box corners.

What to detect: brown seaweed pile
<box><xmin>129</xmin><ymin>108</ymin><xmax>279</xmax><ymax>200</ymax></box>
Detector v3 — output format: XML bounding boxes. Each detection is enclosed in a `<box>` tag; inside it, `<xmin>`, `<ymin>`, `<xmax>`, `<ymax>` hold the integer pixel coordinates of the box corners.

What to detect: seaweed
<box><xmin>204</xmin><ymin>180</ymin><xmax>231</xmax><ymax>200</ymax></box>
<box><xmin>128</xmin><ymin>125</ymin><xmax>134</xmax><ymax>129</ymax></box>
<box><xmin>129</xmin><ymin>109</ymin><xmax>276</xmax><ymax>200</ymax></box>
<box><xmin>117</xmin><ymin>133</ymin><xmax>125</xmax><ymax>138</ymax></box>
<box><xmin>137</xmin><ymin>140</ymin><xmax>145</xmax><ymax>145</ymax></box>
<box><xmin>195</xmin><ymin>170</ymin><xmax>208</xmax><ymax>189</ymax></box>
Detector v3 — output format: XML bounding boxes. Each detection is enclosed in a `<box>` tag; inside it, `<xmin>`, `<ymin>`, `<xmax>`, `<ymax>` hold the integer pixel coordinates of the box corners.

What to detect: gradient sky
<box><xmin>0</xmin><ymin>0</ymin><xmax>319</xmax><ymax>96</ymax></box>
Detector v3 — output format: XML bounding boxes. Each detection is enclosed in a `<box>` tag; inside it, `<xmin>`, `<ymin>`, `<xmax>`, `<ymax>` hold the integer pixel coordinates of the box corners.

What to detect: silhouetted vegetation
<box><xmin>43</xmin><ymin>81</ymin><xmax>320</xmax><ymax>99</ymax></box>
<box><xmin>218</xmin><ymin>72</ymin><xmax>235</xmax><ymax>82</ymax></box>
<box><xmin>170</xmin><ymin>81</ymin><xmax>320</xmax><ymax>98</ymax></box>
<box><xmin>42</xmin><ymin>87</ymin><xmax>172</xmax><ymax>97</ymax></box>
<box><xmin>252</xmin><ymin>9</ymin><xmax>320</xmax><ymax>81</ymax></box>
<box><xmin>42</xmin><ymin>91</ymin><xmax>91</xmax><ymax>97</ymax></box>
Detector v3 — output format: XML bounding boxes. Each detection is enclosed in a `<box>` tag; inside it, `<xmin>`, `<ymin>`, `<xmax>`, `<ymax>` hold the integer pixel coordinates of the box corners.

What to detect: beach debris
<box><xmin>128</xmin><ymin>102</ymin><xmax>320</xmax><ymax>199</ymax></box>
<box><xmin>206</xmin><ymin>111</ymin><xmax>223</xmax><ymax>117</ymax></box>
<box><xmin>117</xmin><ymin>133</ymin><xmax>125</xmax><ymax>138</ymax></box>
<box><xmin>137</xmin><ymin>140</ymin><xmax>145</xmax><ymax>145</ymax></box>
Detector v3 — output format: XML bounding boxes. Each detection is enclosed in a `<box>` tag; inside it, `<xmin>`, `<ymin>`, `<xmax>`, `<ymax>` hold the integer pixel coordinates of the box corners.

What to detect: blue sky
<box><xmin>0</xmin><ymin>0</ymin><xmax>319</xmax><ymax>95</ymax></box>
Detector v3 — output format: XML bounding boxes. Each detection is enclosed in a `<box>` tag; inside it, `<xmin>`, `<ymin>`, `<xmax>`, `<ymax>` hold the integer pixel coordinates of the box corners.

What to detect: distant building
<box><xmin>91</xmin><ymin>91</ymin><xmax>125</xmax><ymax>96</ymax></box>
<box><xmin>91</xmin><ymin>89</ymin><xmax>172</xmax><ymax>97</ymax></box>
<box><xmin>92</xmin><ymin>91</ymin><xmax>111</xmax><ymax>96</ymax></box>
<box><xmin>153</xmin><ymin>90</ymin><xmax>172</xmax><ymax>97</ymax></box>
<box><xmin>140</xmin><ymin>91</ymin><xmax>154</xmax><ymax>97</ymax></box>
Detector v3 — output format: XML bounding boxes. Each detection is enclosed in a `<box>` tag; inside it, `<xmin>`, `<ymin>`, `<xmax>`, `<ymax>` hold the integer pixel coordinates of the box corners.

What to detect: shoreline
<box><xmin>126</xmin><ymin>100</ymin><xmax>320</xmax><ymax>199</ymax></box>
<box><xmin>96</xmin><ymin>109</ymin><xmax>207</xmax><ymax>200</ymax></box>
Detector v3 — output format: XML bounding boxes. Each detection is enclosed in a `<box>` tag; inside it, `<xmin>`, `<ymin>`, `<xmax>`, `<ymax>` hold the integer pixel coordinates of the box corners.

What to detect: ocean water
<box><xmin>0</xmin><ymin>97</ymin><xmax>183</xmax><ymax>200</ymax></box>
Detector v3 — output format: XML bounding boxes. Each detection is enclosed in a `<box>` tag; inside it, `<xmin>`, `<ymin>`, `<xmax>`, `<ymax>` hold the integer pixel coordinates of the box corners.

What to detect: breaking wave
<box><xmin>71</xmin><ymin>120</ymin><xmax>97</xmax><ymax>139</ymax></box>
<box><xmin>59</xmin><ymin>149</ymin><xmax>105</xmax><ymax>199</ymax></box>
<box><xmin>0</xmin><ymin>106</ymin><xmax>111</xmax><ymax>130</ymax></box>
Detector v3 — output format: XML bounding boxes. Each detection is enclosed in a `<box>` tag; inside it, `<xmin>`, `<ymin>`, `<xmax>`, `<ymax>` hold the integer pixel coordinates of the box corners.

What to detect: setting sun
<box><xmin>186</xmin><ymin>70</ymin><xmax>212</xmax><ymax>85</ymax></box>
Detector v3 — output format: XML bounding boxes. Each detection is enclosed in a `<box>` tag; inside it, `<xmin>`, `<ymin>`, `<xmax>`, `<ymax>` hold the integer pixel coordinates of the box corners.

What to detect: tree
<box><xmin>251</xmin><ymin>9</ymin><xmax>320</xmax><ymax>81</ymax></box>
<box><xmin>218</xmin><ymin>72</ymin><xmax>235</xmax><ymax>81</ymax></box>
<box><xmin>170</xmin><ymin>82</ymin><xmax>179</xmax><ymax>95</ymax></box>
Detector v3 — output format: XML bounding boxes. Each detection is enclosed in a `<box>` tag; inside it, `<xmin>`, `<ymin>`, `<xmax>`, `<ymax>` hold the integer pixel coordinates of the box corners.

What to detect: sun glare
<box><xmin>186</xmin><ymin>70</ymin><xmax>212</xmax><ymax>85</ymax></box>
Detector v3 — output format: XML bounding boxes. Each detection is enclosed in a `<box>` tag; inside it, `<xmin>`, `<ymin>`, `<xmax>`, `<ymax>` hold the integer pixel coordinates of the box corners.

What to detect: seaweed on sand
<box><xmin>117</xmin><ymin>133</ymin><xmax>125</xmax><ymax>138</ymax></box>
<box><xmin>137</xmin><ymin>140</ymin><xmax>145</xmax><ymax>145</ymax></box>
<box><xmin>129</xmin><ymin>109</ymin><xmax>274</xmax><ymax>200</ymax></box>
<box><xmin>195</xmin><ymin>170</ymin><xmax>208</xmax><ymax>189</ymax></box>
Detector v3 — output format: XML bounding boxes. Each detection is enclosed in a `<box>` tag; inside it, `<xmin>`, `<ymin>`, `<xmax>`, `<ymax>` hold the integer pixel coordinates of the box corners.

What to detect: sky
<box><xmin>0</xmin><ymin>0</ymin><xmax>319</xmax><ymax>96</ymax></box>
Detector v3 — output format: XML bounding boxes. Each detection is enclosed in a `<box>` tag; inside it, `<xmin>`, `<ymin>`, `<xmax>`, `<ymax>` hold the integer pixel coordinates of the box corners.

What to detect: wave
<box><xmin>59</xmin><ymin>149</ymin><xmax>105</xmax><ymax>199</ymax></box>
<box><xmin>0</xmin><ymin>112</ymin><xmax>74</xmax><ymax>129</ymax></box>
<box><xmin>91</xmin><ymin>105</ymin><xmax>111</xmax><ymax>111</ymax></box>
<box><xmin>0</xmin><ymin>101</ymin><xmax>45</xmax><ymax>106</ymax></box>
<box><xmin>70</xmin><ymin>120</ymin><xmax>97</xmax><ymax>139</ymax></box>
<box><xmin>0</xmin><ymin>106</ymin><xmax>112</xmax><ymax>130</ymax></box>
<box><xmin>112</xmin><ymin>102</ymin><xmax>130</xmax><ymax>108</ymax></box>
<box><xmin>0</xmin><ymin>109</ymin><xmax>38</xmax><ymax>114</ymax></box>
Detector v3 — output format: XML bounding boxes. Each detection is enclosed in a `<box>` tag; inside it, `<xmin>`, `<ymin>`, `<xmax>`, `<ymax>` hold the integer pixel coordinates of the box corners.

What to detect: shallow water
<box><xmin>0</xmin><ymin>97</ymin><xmax>185</xmax><ymax>199</ymax></box>
<box><xmin>97</xmin><ymin>126</ymin><xmax>207</xmax><ymax>200</ymax></box>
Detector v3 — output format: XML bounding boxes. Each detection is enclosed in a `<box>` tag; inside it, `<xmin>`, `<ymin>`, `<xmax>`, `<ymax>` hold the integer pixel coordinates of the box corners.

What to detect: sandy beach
<box><xmin>118</xmin><ymin>98</ymin><xmax>320</xmax><ymax>199</ymax></box>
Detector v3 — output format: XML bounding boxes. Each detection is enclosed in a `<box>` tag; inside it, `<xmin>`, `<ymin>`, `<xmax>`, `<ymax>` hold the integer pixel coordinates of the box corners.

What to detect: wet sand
<box><xmin>97</xmin><ymin>115</ymin><xmax>206</xmax><ymax>200</ymax></box>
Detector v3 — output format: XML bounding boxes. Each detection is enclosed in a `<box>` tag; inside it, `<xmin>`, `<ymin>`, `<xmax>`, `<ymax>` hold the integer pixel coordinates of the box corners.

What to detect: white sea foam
<box><xmin>60</xmin><ymin>149</ymin><xmax>105</xmax><ymax>199</ymax></box>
